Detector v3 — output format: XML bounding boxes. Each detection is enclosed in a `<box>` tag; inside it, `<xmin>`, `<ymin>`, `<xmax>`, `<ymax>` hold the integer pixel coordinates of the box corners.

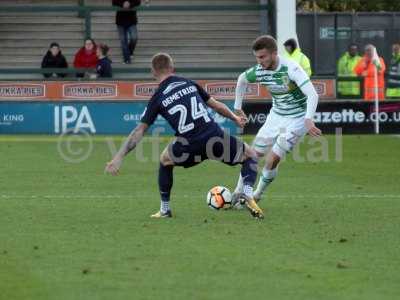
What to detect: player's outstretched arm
<box><xmin>234</xmin><ymin>72</ymin><xmax>249</xmax><ymax>118</ymax></box>
<box><xmin>206</xmin><ymin>97</ymin><xmax>246</xmax><ymax>128</ymax></box>
<box><xmin>105</xmin><ymin>122</ymin><xmax>148</xmax><ymax>175</ymax></box>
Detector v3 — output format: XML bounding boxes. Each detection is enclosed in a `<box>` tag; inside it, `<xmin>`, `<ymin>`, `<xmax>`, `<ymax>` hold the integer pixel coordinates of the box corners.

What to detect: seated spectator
<box><xmin>386</xmin><ymin>43</ymin><xmax>400</xmax><ymax>98</ymax></box>
<box><xmin>41</xmin><ymin>42</ymin><xmax>68</xmax><ymax>78</ymax></box>
<box><xmin>283</xmin><ymin>38</ymin><xmax>312</xmax><ymax>76</ymax></box>
<box><xmin>354</xmin><ymin>44</ymin><xmax>386</xmax><ymax>101</ymax></box>
<box><xmin>96</xmin><ymin>44</ymin><xmax>113</xmax><ymax>78</ymax></box>
<box><xmin>337</xmin><ymin>44</ymin><xmax>362</xmax><ymax>97</ymax></box>
<box><xmin>73</xmin><ymin>38</ymin><xmax>98</xmax><ymax>78</ymax></box>
<box><xmin>112</xmin><ymin>0</ymin><xmax>141</xmax><ymax>64</ymax></box>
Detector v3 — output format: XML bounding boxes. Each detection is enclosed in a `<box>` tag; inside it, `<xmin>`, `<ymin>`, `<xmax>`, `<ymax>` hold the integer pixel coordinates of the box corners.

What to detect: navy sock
<box><xmin>240</xmin><ymin>158</ymin><xmax>257</xmax><ymax>187</ymax></box>
<box><xmin>158</xmin><ymin>163</ymin><xmax>173</xmax><ymax>206</ymax></box>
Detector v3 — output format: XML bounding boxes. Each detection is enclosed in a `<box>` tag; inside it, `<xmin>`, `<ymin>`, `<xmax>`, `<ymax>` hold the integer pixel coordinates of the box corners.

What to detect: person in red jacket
<box><xmin>354</xmin><ymin>44</ymin><xmax>386</xmax><ymax>101</ymax></box>
<box><xmin>73</xmin><ymin>38</ymin><xmax>98</xmax><ymax>78</ymax></box>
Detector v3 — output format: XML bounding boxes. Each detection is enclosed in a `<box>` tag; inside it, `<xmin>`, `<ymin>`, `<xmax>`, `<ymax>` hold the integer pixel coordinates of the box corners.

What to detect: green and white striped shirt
<box><xmin>244</xmin><ymin>56</ymin><xmax>310</xmax><ymax>117</ymax></box>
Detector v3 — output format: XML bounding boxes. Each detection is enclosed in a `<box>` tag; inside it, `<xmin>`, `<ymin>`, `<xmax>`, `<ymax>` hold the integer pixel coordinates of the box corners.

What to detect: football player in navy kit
<box><xmin>105</xmin><ymin>53</ymin><xmax>264</xmax><ymax>219</ymax></box>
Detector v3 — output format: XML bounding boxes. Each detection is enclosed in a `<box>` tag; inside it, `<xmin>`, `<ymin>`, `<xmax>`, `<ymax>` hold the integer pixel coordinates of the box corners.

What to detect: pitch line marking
<box><xmin>0</xmin><ymin>194</ymin><xmax>400</xmax><ymax>199</ymax></box>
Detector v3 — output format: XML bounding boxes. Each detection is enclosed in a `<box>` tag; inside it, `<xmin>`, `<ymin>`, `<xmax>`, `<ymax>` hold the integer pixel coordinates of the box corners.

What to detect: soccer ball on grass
<box><xmin>206</xmin><ymin>186</ymin><xmax>232</xmax><ymax>210</ymax></box>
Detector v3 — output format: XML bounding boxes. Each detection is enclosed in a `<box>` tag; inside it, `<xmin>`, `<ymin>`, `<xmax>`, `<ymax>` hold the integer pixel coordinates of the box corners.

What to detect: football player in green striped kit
<box><xmin>232</xmin><ymin>35</ymin><xmax>322</xmax><ymax>208</ymax></box>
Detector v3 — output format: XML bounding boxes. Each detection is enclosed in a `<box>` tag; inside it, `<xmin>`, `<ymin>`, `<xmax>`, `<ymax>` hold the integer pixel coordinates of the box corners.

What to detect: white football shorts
<box><xmin>252</xmin><ymin>111</ymin><xmax>308</xmax><ymax>158</ymax></box>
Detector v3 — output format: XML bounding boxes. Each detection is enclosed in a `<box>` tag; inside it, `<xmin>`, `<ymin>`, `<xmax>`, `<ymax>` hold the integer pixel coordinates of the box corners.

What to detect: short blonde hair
<box><xmin>151</xmin><ymin>53</ymin><xmax>174</xmax><ymax>74</ymax></box>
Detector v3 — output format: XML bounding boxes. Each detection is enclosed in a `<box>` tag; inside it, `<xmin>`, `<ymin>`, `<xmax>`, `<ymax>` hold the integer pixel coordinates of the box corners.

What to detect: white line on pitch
<box><xmin>0</xmin><ymin>194</ymin><xmax>400</xmax><ymax>199</ymax></box>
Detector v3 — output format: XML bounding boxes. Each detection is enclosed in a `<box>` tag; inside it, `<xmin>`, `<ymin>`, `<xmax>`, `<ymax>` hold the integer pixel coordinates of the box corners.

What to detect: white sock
<box><xmin>234</xmin><ymin>174</ymin><xmax>244</xmax><ymax>194</ymax></box>
<box><xmin>254</xmin><ymin>167</ymin><xmax>277</xmax><ymax>199</ymax></box>
<box><xmin>160</xmin><ymin>201</ymin><xmax>170</xmax><ymax>213</ymax></box>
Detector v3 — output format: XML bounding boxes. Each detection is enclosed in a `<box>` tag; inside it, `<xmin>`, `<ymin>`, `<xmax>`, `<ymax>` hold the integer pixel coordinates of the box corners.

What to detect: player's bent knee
<box><xmin>252</xmin><ymin>136</ymin><xmax>273</xmax><ymax>156</ymax></box>
<box><xmin>253</xmin><ymin>145</ymin><xmax>269</xmax><ymax>156</ymax></box>
<box><xmin>242</xmin><ymin>143</ymin><xmax>257</xmax><ymax>161</ymax></box>
<box><xmin>271</xmin><ymin>141</ymin><xmax>289</xmax><ymax>159</ymax></box>
<box><xmin>255</xmin><ymin>150</ymin><xmax>266</xmax><ymax>158</ymax></box>
<box><xmin>160</xmin><ymin>156</ymin><xmax>174</xmax><ymax>166</ymax></box>
<box><xmin>160</xmin><ymin>148</ymin><xmax>174</xmax><ymax>166</ymax></box>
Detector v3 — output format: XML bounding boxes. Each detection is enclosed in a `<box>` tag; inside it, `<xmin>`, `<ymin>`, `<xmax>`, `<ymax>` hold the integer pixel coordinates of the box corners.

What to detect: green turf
<box><xmin>0</xmin><ymin>134</ymin><xmax>399</xmax><ymax>300</ymax></box>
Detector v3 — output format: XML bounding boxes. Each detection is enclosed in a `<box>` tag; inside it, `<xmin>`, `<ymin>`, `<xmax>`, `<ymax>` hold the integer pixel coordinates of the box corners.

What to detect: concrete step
<box><xmin>0</xmin><ymin>0</ymin><xmax>78</xmax><ymax>5</ymax></box>
<box><xmin>91</xmin><ymin>15</ymin><xmax>258</xmax><ymax>24</ymax></box>
<box><xmin>0</xmin><ymin>39</ymin><xmax>84</xmax><ymax>47</ymax></box>
<box><xmin>94</xmin><ymin>11</ymin><xmax>260</xmax><ymax>17</ymax></box>
<box><xmin>0</xmin><ymin>23</ymin><xmax>257</xmax><ymax>32</ymax></box>
<box><xmin>0</xmin><ymin>48</ymin><xmax>86</xmax><ymax>56</ymax></box>
<box><xmin>0</xmin><ymin>11</ymin><xmax>259</xmax><ymax>17</ymax></box>
<box><xmin>0</xmin><ymin>28</ymin><xmax>257</xmax><ymax>38</ymax></box>
<box><xmin>92</xmin><ymin>31</ymin><xmax>258</xmax><ymax>39</ymax></box>
<box><xmin>0</xmin><ymin>32</ymin><xmax>84</xmax><ymax>39</ymax></box>
<box><xmin>0</xmin><ymin>38</ymin><xmax>255</xmax><ymax>48</ymax></box>
<box><xmin>0</xmin><ymin>17</ymin><xmax>84</xmax><ymax>24</ymax></box>
<box><xmin>0</xmin><ymin>12</ymin><xmax>79</xmax><ymax>17</ymax></box>
<box><xmin>0</xmin><ymin>24</ymin><xmax>83</xmax><ymax>32</ymax></box>
<box><xmin>0</xmin><ymin>46</ymin><xmax>251</xmax><ymax>55</ymax></box>
<box><xmin>92</xmin><ymin>23</ymin><xmax>257</xmax><ymax>31</ymax></box>
<box><xmin>0</xmin><ymin>14</ymin><xmax>259</xmax><ymax>25</ymax></box>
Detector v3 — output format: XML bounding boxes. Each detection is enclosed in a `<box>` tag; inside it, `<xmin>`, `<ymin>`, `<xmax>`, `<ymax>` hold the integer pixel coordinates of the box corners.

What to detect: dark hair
<box><xmin>49</xmin><ymin>42</ymin><xmax>60</xmax><ymax>49</ymax></box>
<box><xmin>152</xmin><ymin>53</ymin><xmax>174</xmax><ymax>73</ymax></box>
<box><xmin>348</xmin><ymin>43</ymin><xmax>358</xmax><ymax>50</ymax></box>
<box><xmin>283</xmin><ymin>38</ymin><xmax>297</xmax><ymax>50</ymax></box>
<box><xmin>84</xmin><ymin>38</ymin><xmax>96</xmax><ymax>46</ymax></box>
<box><xmin>252</xmin><ymin>35</ymin><xmax>278</xmax><ymax>52</ymax></box>
<box><xmin>98</xmin><ymin>43</ymin><xmax>109</xmax><ymax>56</ymax></box>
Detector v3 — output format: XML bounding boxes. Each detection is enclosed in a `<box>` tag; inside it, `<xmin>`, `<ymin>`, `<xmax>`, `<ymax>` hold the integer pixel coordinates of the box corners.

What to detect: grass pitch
<box><xmin>0</xmin><ymin>134</ymin><xmax>399</xmax><ymax>300</ymax></box>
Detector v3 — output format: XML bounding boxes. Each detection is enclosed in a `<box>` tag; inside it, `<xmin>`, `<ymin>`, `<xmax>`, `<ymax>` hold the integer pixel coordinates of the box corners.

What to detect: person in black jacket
<box><xmin>112</xmin><ymin>0</ymin><xmax>141</xmax><ymax>64</ymax></box>
<box><xmin>96</xmin><ymin>43</ymin><xmax>113</xmax><ymax>78</ymax></box>
<box><xmin>41</xmin><ymin>42</ymin><xmax>68</xmax><ymax>78</ymax></box>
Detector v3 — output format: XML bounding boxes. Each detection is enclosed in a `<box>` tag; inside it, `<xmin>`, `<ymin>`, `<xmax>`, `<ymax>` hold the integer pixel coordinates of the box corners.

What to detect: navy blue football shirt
<box><xmin>141</xmin><ymin>75</ymin><xmax>218</xmax><ymax>140</ymax></box>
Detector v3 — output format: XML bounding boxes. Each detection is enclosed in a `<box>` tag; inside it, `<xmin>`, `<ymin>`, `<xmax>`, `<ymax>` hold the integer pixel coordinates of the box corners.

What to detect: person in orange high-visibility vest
<box><xmin>354</xmin><ymin>44</ymin><xmax>386</xmax><ymax>101</ymax></box>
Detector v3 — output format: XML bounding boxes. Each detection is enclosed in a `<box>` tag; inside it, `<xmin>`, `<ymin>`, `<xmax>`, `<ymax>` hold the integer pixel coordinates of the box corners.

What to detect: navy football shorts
<box><xmin>168</xmin><ymin>128</ymin><xmax>245</xmax><ymax>168</ymax></box>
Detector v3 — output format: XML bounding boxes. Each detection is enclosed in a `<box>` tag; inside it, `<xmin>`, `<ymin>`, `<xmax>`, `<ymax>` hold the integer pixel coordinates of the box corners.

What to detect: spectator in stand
<box><xmin>337</xmin><ymin>44</ymin><xmax>362</xmax><ymax>97</ymax></box>
<box><xmin>112</xmin><ymin>0</ymin><xmax>141</xmax><ymax>64</ymax></box>
<box><xmin>73</xmin><ymin>38</ymin><xmax>98</xmax><ymax>78</ymax></box>
<box><xmin>386</xmin><ymin>43</ymin><xmax>400</xmax><ymax>98</ymax></box>
<box><xmin>283</xmin><ymin>38</ymin><xmax>312</xmax><ymax>76</ymax></box>
<box><xmin>96</xmin><ymin>44</ymin><xmax>113</xmax><ymax>78</ymax></box>
<box><xmin>41</xmin><ymin>42</ymin><xmax>68</xmax><ymax>78</ymax></box>
<box><xmin>354</xmin><ymin>44</ymin><xmax>386</xmax><ymax>101</ymax></box>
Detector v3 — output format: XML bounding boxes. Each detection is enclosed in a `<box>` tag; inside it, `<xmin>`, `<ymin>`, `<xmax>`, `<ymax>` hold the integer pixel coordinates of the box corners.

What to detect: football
<box><xmin>206</xmin><ymin>186</ymin><xmax>232</xmax><ymax>210</ymax></box>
